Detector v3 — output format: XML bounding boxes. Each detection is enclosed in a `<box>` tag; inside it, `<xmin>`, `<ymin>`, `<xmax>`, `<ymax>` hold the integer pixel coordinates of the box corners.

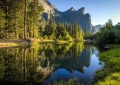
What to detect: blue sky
<box><xmin>48</xmin><ymin>0</ymin><xmax>120</xmax><ymax>25</ymax></box>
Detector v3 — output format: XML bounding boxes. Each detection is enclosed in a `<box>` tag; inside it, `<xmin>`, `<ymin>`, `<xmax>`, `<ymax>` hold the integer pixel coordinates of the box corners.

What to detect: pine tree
<box><xmin>73</xmin><ymin>20</ymin><xmax>78</xmax><ymax>39</ymax></box>
<box><xmin>0</xmin><ymin>9</ymin><xmax>6</xmax><ymax>38</ymax></box>
<box><xmin>28</xmin><ymin>0</ymin><xmax>43</xmax><ymax>38</ymax></box>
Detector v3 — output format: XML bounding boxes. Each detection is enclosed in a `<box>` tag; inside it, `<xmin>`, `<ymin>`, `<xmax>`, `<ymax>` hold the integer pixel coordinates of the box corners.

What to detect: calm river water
<box><xmin>0</xmin><ymin>43</ymin><xmax>103</xmax><ymax>85</ymax></box>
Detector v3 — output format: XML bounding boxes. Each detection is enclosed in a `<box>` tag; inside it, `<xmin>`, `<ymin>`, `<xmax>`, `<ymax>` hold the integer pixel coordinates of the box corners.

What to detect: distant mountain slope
<box><xmin>39</xmin><ymin>0</ymin><xmax>93</xmax><ymax>32</ymax></box>
<box><xmin>92</xmin><ymin>25</ymin><xmax>103</xmax><ymax>33</ymax></box>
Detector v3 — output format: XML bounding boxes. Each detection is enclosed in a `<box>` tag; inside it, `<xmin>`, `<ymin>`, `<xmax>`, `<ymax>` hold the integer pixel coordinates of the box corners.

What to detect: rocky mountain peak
<box><xmin>39</xmin><ymin>1</ymin><xmax>93</xmax><ymax>32</ymax></box>
<box><xmin>85</xmin><ymin>13</ymin><xmax>90</xmax><ymax>17</ymax></box>
<box><xmin>69</xmin><ymin>7</ymin><xmax>76</xmax><ymax>12</ymax></box>
<box><xmin>77</xmin><ymin>7</ymin><xmax>85</xmax><ymax>14</ymax></box>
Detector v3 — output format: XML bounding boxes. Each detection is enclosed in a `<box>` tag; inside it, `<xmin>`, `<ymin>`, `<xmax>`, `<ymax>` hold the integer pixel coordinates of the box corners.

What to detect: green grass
<box><xmin>0</xmin><ymin>43</ymin><xmax>20</xmax><ymax>47</ymax></box>
<box><xmin>40</xmin><ymin>39</ymin><xmax>74</xmax><ymax>44</ymax></box>
<box><xmin>0</xmin><ymin>39</ymin><xmax>83</xmax><ymax>47</ymax></box>
<box><xmin>94</xmin><ymin>48</ymin><xmax>120</xmax><ymax>85</ymax></box>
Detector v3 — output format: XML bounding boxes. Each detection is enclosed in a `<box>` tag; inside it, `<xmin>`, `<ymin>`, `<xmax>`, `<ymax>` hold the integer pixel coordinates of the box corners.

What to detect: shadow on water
<box><xmin>0</xmin><ymin>43</ymin><xmax>104</xmax><ymax>85</ymax></box>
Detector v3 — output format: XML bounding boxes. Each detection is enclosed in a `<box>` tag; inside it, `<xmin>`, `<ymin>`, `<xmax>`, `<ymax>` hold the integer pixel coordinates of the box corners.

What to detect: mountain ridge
<box><xmin>39</xmin><ymin>0</ymin><xmax>93</xmax><ymax>32</ymax></box>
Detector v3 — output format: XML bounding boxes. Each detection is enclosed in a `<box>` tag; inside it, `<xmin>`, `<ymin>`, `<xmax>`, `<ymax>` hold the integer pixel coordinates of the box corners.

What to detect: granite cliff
<box><xmin>39</xmin><ymin>0</ymin><xmax>93</xmax><ymax>32</ymax></box>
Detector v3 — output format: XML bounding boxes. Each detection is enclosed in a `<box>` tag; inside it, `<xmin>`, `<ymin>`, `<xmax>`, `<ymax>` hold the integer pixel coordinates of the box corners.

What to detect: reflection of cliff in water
<box><xmin>0</xmin><ymin>43</ymin><xmax>102</xmax><ymax>85</ymax></box>
<box><xmin>44</xmin><ymin>46</ymin><xmax>103</xmax><ymax>84</ymax></box>
<box><xmin>37</xmin><ymin>44</ymin><xmax>100</xmax><ymax>84</ymax></box>
<box><xmin>52</xmin><ymin>46</ymin><xmax>92</xmax><ymax>73</ymax></box>
<box><xmin>37</xmin><ymin>43</ymin><xmax>84</xmax><ymax>72</ymax></box>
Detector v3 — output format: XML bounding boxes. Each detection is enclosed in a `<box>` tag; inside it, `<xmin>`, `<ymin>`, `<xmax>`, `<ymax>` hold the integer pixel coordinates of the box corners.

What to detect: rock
<box><xmin>92</xmin><ymin>25</ymin><xmax>103</xmax><ymax>33</ymax></box>
<box><xmin>20</xmin><ymin>41</ymin><xmax>29</xmax><ymax>46</ymax></box>
<box><xmin>39</xmin><ymin>0</ymin><xmax>93</xmax><ymax>32</ymax></box>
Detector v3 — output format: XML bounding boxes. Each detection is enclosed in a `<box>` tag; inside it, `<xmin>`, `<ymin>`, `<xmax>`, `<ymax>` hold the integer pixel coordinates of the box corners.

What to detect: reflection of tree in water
<box><xmin>0</xmin><ymin>47</ymin><xmax>40</xmax><ymax>84</ymax></box>
<box><xmin>0</xmin><ymin>43</ymin><xmax>95</xmax><ymax>84</ymax></box>
<box><xmin>37</xmin><ymin>42</ymin><xmax>93</xmax><ymax>75</ymax></box>
<box><xmin>0</xmin><ymin>48</ymin><xmax>24</xmax><ymax>83</ymax></box>
<box><xmin>74</xmin><ymin>47</ymin><xmax>92</xmax><ymax>72</ymax></box>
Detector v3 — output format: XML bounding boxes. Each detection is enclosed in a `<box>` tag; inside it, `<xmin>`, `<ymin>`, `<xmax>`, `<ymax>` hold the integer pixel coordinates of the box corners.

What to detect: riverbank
<box><xmin>94</xmin><ymin>47</ymin><xmax>120</xmax><ymax>85</ymax></box>
<box><xmin>39</xmin><ymin>39</ymin><xmax>74</xmax><ymax>44</ymax></box>
<box><xmin>0</xmin><ymin>39</ymin><xmax>30</xmax><ymax>47</ymax></box>
<box><xmin>0</xmin><ymin>39</ymin><xmax>84</xmax><ymax>47</ymax></box>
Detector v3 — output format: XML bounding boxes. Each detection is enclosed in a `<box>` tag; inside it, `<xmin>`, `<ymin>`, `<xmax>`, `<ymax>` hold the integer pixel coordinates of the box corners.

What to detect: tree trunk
<box><xmin>23</xmin><ymin>0</ymin><xmax>27</xmax><ymax>39</ymax></box>
<box><xmin>22</xmin><ymin>48</ymin><xmax>27</xmax><ymax>80</ymax></box>
<box><xmin>5</xmin><ymin>0</ymin><xmax>9</xmax><ymax>39</ymax></box>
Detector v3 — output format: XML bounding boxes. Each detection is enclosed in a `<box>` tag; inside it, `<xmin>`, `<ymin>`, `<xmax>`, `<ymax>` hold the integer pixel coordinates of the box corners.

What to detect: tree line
<box><xmin>0</xmin><ymin>0</ymin><xmax>43</xmax><ymax>39</ymax></box>
<box><xmin>0</xmin><ymin>0</ymin><xmax>84</xmax><ymax>41</ymax></box>
<box><xmin>95</xmin><ymin>19</ymin><xmax>120</xmax><ymax>47</ymax></box>
<box><xmin>39</xmin><ymin>18</ymin><xmax>84</xmax><ymax>41</ymax></box>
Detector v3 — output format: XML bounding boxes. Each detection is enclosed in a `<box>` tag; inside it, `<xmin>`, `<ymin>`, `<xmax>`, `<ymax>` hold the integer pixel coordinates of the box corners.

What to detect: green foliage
<box><xmin>0</xmin><ymin>9</ymin><xmax>6</xmax><ymax>38</ymax></box>
<box><xmin>0</xmin><ymin>0</ymin><xmax>43</xmax><ymax>39</ymax></box>
<box><xmin>95</xmin><ymin>20</ymin><xmax>120</xmax><ymax>48</ymax></box>
<box><xmin>95</xmin><ymin>48</ymin><xmax>120</xmax><ymax>85</ymax></box>
<box><xmin>84</xmin><ymin>30</ymin><xmax>94</xmax><ymax>40</ymax></box>
<box><xmin>0</xmin><ymin>0</ymin><xmax>83</xmax><ymax>41</ymax></box>
<box><xmin>40</xmin><ymin>20</ymin><xmax>84</xmax><ymax>41</ymax></box>
<box><xmin>0</xmin><ymin>9</ymin><xmax>6</xmax><ymax>29</ymax></box>
<box><xmin>63</xmin><ymin>32</ymin><xmax>73</xmax><ymax>41</ymax></box>
<box><xmin>27</xmin><ymin>0</ymin><xmax>43</xmax><ymax>38</ymax></box>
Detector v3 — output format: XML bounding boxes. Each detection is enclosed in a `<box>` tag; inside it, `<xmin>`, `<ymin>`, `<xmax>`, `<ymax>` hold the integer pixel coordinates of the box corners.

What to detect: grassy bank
<box><xmin>0</xmin><ymin>39</ymin><xmax>29</xmax><ymax>47</ymax></box>
<box><xmin>0</xmin><ymin>43</ymin><xmax>19</xmax><ymax>47</ymax></box>
<box><xmin>94</xmin><ymin>48</ymin><xmax>120</xmax><ymax>85</ymax></box>
<box><xmin>0</xmin><ymin>39</ymin><xmax>84</xmax><ymax>47</ymax></box>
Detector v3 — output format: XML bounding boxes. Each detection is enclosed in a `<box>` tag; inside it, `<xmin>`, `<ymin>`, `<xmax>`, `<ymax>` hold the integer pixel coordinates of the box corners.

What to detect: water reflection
<box><xmin>0</xmin><ymin>43</ymin><xmax>103</xmax><ymax>85</ymax></box>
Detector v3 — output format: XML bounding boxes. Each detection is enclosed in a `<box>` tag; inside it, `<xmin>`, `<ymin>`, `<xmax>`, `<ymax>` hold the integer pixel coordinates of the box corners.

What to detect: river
<box><xmin>0</xmin><ymin>42</ymin><xmax>103</xmax><ymax>85</ymax></box>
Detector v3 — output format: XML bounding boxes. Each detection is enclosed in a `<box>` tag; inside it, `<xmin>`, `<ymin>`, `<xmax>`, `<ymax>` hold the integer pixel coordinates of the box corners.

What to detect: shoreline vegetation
<box><xmin>0</xmin><ymin>38</ymin><xmax>86</xmax><ymax>47</ymax></box>
<box><xmin>94</xmin><ymin>46</ymin><xmax>120</xmax><ymax>85</ymax></box>
<box><xmin>0</xmin><ymin>0</ymin><xmax>86</xmax><ymax>48</ymax></box>
<box><xmin>0</xmin><ymin>0</ymin><xmax>119</xmax><ymax>84</ymax></box>
<box><xmin>45</xmin><ymin>45</ymin><xmax>120</xmax><ymax>85</ymax></box>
